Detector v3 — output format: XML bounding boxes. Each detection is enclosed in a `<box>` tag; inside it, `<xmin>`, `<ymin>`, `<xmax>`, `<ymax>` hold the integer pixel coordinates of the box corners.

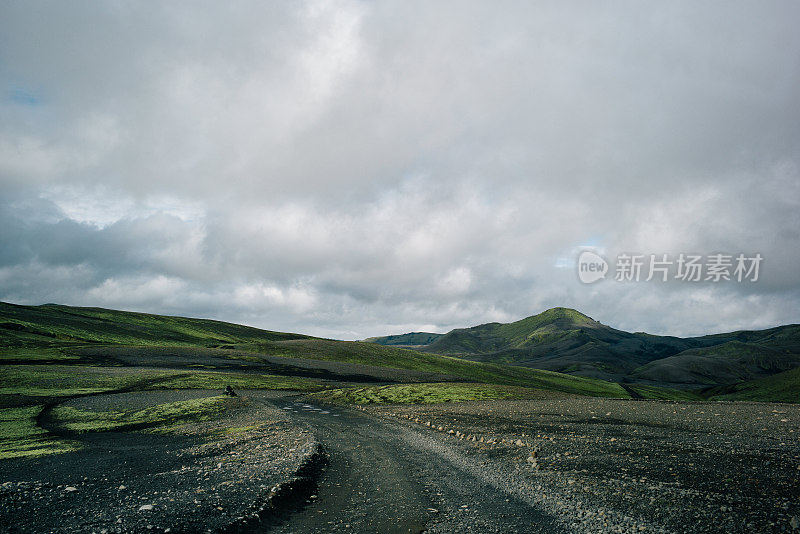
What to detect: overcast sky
<box><xmin>1</xmin><ymin>1</ymin><xmax>799</xmax><ymax>339</ymax></box>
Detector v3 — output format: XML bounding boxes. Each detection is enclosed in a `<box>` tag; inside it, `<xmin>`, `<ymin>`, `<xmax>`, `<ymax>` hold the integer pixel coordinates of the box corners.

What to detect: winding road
<box><xmin>259</xmin><ymin>395</ymin><xmax>565</xmax><ymax>533</ymax></box>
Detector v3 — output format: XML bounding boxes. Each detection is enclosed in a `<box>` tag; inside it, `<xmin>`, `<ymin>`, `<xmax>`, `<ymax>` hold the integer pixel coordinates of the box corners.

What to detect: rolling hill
<box><xmin>0</xmin><ymin>302</ymin><xmax>630</xmax><ymax>399</ymax></box>
<box><xmin>0</xmin><ymin>301</ymin><xmax>310</xmax><ymax>347</ymax></box>
<box><xmin>631</xmin><ymin>339</ymin><xmax>800</xmax><ymax>385</ymax></box>
<box><xmin>4</xmin><ymin>301</ymin><xmax>797</xmax><ymax>400</ymax></box>
<box><xmin>365</xmin><ymin>308</ymin><xmax>800</xmax><ymax>386</ymax></box>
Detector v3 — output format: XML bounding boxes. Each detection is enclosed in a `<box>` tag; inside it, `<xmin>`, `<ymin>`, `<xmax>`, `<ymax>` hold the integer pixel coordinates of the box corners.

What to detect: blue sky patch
<box><xmin>9</xmin><ymin>87</ymin><xmax>42</xmax><ymax>106</ymax></box>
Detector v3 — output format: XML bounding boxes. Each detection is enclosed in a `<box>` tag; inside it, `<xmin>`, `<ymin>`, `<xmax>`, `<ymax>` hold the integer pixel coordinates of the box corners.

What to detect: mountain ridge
<box><xmin>365</xmin><ymin>307</ymin><xmax>800</xmax><ymax>385</ymax></box>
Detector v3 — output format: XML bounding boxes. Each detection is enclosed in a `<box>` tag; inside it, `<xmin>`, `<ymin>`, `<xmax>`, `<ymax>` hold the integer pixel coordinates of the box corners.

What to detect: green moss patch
<box><xmin>628</xmin><ymin>384</ymin><xmax>705</xmax><ymax>401</ymax></box>
<box><xmin>51</xmin><ymin>396</ymin><xmax>231</xmax><ymax>434</ymax></box>
<box><xmin>0</xmin><ymin>406</ymin><xmax>81</xmax><ymax>460</ymax></box>
<box><xmin>311</xmin><ymin>382</ymin><xmax>568</xmax><ymax>405</ymax></box>
<box><xmin>151</xmin><ymin>371</ymin><xmax>323</xmax><ymax>392</ymax></box>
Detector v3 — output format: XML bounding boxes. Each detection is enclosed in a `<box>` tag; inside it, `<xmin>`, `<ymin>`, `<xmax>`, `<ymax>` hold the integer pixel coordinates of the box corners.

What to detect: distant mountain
<box><xmin>363</xmin><ymin>332</ymin><xmax>444</xmax><ymax>347</ymax></box>
<box><xmin>367</xmin><ymin>307</ymin><xmax>800</xmax><ymax>385</ymax></box>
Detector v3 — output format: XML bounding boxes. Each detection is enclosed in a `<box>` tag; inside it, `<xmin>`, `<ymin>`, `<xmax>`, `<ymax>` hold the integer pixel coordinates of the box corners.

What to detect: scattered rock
<box><xmin>138</xmin><ymin>504</ymin><xmax>154</xmax><ymax>512</ymax></box>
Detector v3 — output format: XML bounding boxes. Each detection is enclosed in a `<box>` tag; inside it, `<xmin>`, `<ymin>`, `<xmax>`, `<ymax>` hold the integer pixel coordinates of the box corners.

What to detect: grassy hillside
<box><xmin>691</xmin><ymin>324</ymin><xmax>800</xmax><ymax>350</ymax></box>
<box><xmin>201</xmin><ymin>338</ymin><xmax>629</xmax><ymax>397</ymax></box>
<box><xmin>0</xmin><ymin>302</ymin><xmax>630</xmax><ymax>398</ymax></box>
<box><xmin>0</xmin><ymin>302</ymin><xmax>309</xmax><ymax>349</ymax></box>
<box><xmin>631</xmin><ymin>341</ymin><xmax>800</xmax><ymax>386</ymax></box>
<box><xmin>421</xmin><ymin>307</ymin><xmax>695</xmax><ymax>380</ymax></box>
<box><xmin>6</xmin><ymin>301</ymin><xmax>797</xmax><ymax>397</ymax></box>
<box><xmin>420</xmin><ymin>308</ymin><xmax>617</xmax><ymax>354</ymax></box>
<box><xmin>374</xmin><ymin>307</ymin><xmax>800</xmax><ymax>385</ymax></box>
<box><xmin>495</xmin><ymin>307</ymin><xmax>600</xmax><ymax>346</ymax></box>
<box><xmin>624</xmin><ymin>384</ymin><xmax>705</xmax><ymax>401</ymax></box>
<box><xmin>704</xmin><ymin>367</ymin><xmax>800</xmax><ymax>403</ymax></box>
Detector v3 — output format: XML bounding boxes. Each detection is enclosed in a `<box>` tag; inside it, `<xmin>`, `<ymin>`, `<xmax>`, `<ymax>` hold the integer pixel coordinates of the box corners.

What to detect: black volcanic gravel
<box><xmin>0</xmin><ymin>392</ymin><xmax>318</xmax><ymax>533</ymax></box>
<box><xmin>368</xmin><ymin>397</ymin><xmax>800</xmax><ymax>533</ymax></box>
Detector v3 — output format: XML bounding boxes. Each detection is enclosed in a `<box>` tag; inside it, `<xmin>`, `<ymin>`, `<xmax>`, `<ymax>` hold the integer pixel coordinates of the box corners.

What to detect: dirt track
<box><xmin>259</xmin><ymin>395</ymin><xmax>564</xmax><ymax>533</ymax></box>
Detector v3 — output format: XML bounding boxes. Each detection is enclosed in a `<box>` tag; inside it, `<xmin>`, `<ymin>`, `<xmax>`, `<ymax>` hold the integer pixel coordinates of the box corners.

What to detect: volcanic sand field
<box><xmin>367</xmin><ymin>397</ymin><xmax>800</xmax><ymax>533</ymax></box>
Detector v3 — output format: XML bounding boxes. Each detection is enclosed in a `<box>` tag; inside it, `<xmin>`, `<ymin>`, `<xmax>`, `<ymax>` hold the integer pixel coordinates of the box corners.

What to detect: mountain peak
<box><xmin>537</xmin><ymin>307</ymin><xmax>594</xmax><ymax>321</ymax></box>
<box><xmin>511</xmin><ymin>307</ymin><xmax>598</xmax><ymax>329</ymax></box>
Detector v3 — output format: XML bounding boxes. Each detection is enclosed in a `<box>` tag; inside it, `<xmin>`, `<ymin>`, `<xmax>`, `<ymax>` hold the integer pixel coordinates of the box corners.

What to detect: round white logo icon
<box><xmin>577</xmin><ymin>251</ymin><xmax>608</xmax><ymax>284</ymax></box>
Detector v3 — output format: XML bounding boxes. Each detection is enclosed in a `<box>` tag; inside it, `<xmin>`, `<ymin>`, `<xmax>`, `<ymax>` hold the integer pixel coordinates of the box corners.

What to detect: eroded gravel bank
<box><xmin>0</xmin><ymin>391</ymin><xmax>320</xmax><ymax>533</ymax></box>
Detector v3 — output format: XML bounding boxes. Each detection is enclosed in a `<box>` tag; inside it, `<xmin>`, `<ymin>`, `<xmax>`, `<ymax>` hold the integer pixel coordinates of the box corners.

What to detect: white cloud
<box><xmin>436</xmin><ymin>267</ymin><xmax>473</xmax><ymax>296</ymax></box>
<box><xmin>233</xmin><ymin>282</ymin><xmax>318</xmax><ymax>314</ymax></box>
<box><xmin>87</xmin><ymin>275</ymin><xmax>187</xmax><ymax>307</ymax></box>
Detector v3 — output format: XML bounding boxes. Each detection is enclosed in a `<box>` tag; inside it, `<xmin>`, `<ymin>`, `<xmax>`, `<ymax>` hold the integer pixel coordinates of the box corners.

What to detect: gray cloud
<box><xmin>1</xmin><ymin>1</ymin><xmax>799</xmax><ymax>339</ymax></box>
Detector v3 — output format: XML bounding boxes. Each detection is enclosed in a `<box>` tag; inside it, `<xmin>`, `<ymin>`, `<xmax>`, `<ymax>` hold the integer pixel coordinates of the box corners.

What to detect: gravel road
<box><xmin>256</xmin><ymin>395</ymin><xmax>565</xmax><ymax>533</ymax></box>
